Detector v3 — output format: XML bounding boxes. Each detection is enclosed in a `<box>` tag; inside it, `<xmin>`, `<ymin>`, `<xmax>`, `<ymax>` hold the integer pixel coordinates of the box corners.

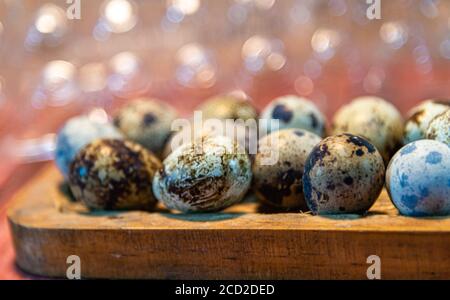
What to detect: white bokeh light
<box><xmin>379</xmin><ymin>22</ymin><xmax>408</xmax><ymax>49</ymax></box>
<box><xmin>25</xmin><ymin>3</ymin><xmax>68</xmax><ymax>49</ymax></box>
<box><xmin>242</xmin><ymin>35</ymin><xmax>286</xmax><ymax>73</ymax></box>
<box><xmin>102</xmin><ymin>0</ymin><xmax>138</xmax><ymax>33</ymax></box>
<box><xmin>110</xmin><ymin>51</ymin><xmax>140</xmax><ymax>76</ymax></box>
<box><xmin>176</xmin><ymin>43</ymin><xmax>217</xmax><ymax>88</ymax></box>
<box><xmin>169</xmin><ymin>0</ymin><xmax>201</xmax><ymax>15</ymax></box>
<box><xmin>31</xmin><ymin>60</ymin><xmax>78</xmax><ymax>108</ymax></box>
<box><xmin>43</xmin><ymin>60</ymin><xmax>76</xmax><ymax>91</ymax></box>
<box><xmin>311</xmin><ymin>28</ymin><xmax>341</xmax><ymax>60</ymax></box>
<box><xmin>107</xmin><ymin>51</ymin><xmax>150</xmax><ymax>96</ymax></box>
<box><xmin>35</xmin><ymin>4</ymin><xmax>66</xmax><ymax>34</ymax></box>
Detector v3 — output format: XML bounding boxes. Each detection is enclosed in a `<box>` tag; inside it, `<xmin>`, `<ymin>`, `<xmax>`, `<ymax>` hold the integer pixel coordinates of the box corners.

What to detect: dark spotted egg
<box><xmin>69</xmin><ymin>139</ymin><xmax>162</xmax><ymax>210</ymax></box>
<box><xmin>426</xmin><ymin>109</ymin><xmax>449</xmax><ymax>146</ymax></box>
<box><xmin>253</xmin><ymin>129</ymin><xmax>322</xmax><ymax>210</ymax></box>
<box><xmin>386</xmin><ymin>140</ymin><xmax>450</xmax><ymax>216</ymax></box>
<box><xmin>114</xmin><ymin>98</ymin><xmax>178</xmax><ymax>156</ymax></box>
<box><xmin>302</xmin><ymin>134</ymin><xmax>385</xmax><ymax>215</ymax></box>
<box><xmin>331</xmin><ymin>96</ymin><xmax>403</xmax><ymax>164</ymax></box>
<box><xmin>153</xmin><ymin>135</ymin><xmax>252</xmax><ymax>212</ymax></box>
<box><xmin>403</xmin><ymin>99</ymin><xmax>449</xmax><ymax>145</ymax></box>
<box><xmin>260</xmin><ymin>95</ymin><xmax>326</xmax><ymax>137</ymax></box>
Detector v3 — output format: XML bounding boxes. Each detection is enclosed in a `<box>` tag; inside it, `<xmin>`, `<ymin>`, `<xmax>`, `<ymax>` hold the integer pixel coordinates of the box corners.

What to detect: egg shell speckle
<box><xmin>253</xmin><ymin>129</ymin><xmax>322</xmax><ymax>210</ymax></box>
<box><xmin>69</xmin><ymin>139</ymin><xmax>162</xmax><ymax>210</ymax></box>
<box><xmin>114</xmin><ymin>98</ymin><xmax>178</xmax><ymax>156</ymax></box>
<box><xmin>302</xmin><ymin>134</ymin><xmax>385</xmax><ymax>215</ymax></box>
<box><xmin>403</xmin><ymin>99</ymin><xmax>449</xmax><ymax>145</ymax></box>
<box><xmin>55</xmin><ymin>115</ymin><xmax>123</xmax><ymax>179</ymax></box>
<box><xmin>153</xmin><ymin>135</ymin><xmax>252</xmax><ymax>213</ymax></box>
<box><xmin>386</xmin><ymin>140</ymin><xmax>450</xmax><ymax>216</ymax></box>
<box><xmin>162</xmin><ymin>119</ymin><xmax>259</xmax><ymax>159</ymax></box>
<box><xmin>426</xmin><ymin>109</ymin><xmax>450</xmax><ymax>146</ymax></box>
<box><xmin>197</xmin><ymin>94</ymin><xmax>258</xmax><ymax>121</ymax></box>
<box><xmin>260</xmin><ymin>95</ymin><xmax>326</xmax><ymax>137</ymax></box>
<box><xmin>331</xmin><ymin>96</ymin><xmax>403</xmax><ymax>164</ymax></box>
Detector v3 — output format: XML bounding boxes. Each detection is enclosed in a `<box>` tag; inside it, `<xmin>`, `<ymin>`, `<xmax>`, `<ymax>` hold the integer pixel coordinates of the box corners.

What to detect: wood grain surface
<box><xmin>7</xmin><ymin>165</ymin><xmax>450</xmax><ymax>279</ymax></box>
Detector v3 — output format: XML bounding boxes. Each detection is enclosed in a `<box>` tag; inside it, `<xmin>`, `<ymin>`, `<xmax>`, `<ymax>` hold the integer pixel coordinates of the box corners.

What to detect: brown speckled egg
<box><xmin>426</xmin><ymin>109</ymin><xmax>450</xmax><ymax>146</ymax></box>
<box><xmin>153</xmin><ymin>135</ymin><xmax>252</xmax><ymax>212</ymax></box>
<box><xmin>260</xmin><ymin>95</ymin><xmax>326</xmax><ymax>137</ymax></box>
<box><xmin>331</xmin><ymin>96</ymin><xmax>403</xmax><ymax>164</ymax></box>
<box><xmin>253</xmin><ymin>129</ymin><xmax>322</xmax><ymax>210</ymax></box>
<box><xmin>302</xmin><ymin>134</ymin><xmax>385</xmax><ymax>215</ymax></box>
<box><xmin>403</xmin><ymin>99</ymin><xmax>449</xmax><ymax>145</ymax></box>
<box><xmin>114</xmin><ymin>98</ymin><xmax>178</xmax><ymax>156</ymax></box>
<box><xmin>69</xmin><ymin>139</ymin><xmax>162</xmax><ymax>210</ymax></box>
<box><xmin>197</xmin><ymin>94</ymin><xmax>258</xmax><ymax>121</ymax></box>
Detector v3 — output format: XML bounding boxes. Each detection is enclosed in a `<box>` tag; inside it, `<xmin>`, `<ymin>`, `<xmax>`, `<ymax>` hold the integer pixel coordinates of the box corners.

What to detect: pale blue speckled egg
<box><xmin>55</xmin><ymin>115</ymin><xmax>123</xmax><ymax>179</ymax></box>
<box><xmin>386</xmin><ymin>140</ymin><xmax>450</xmax><ymax>216</ymax></box>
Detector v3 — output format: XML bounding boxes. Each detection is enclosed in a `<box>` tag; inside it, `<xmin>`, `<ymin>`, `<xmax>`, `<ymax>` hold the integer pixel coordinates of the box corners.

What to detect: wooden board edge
<box><xmin>8</xmin><ymin>217</ymin><xmax>450</xmax><ymax>280</ymax></box>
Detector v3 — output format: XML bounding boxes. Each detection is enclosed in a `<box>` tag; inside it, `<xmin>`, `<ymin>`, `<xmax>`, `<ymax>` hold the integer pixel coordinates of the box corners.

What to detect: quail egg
<box><xmin>162</xmin><ymin>119</ymin><xmax>258</xmax><ymax>159</ymax></box>
<box><xmin>196</xmin><ymin>94</ymin><xmax>258</xmax><ymax>121</ymax></box>
<box><xmin>403</xmin><ymin>99</ymin><xmax>449</xmax><ymax>145</ymax></box>
<box><xmin>69</xmin><ymin>139</ymin><xmax>162</xmax><ymax>210</ymax></box>
<box><xmin>114</xmin><ymin>98</ymin><xmax>178</xmax><ymax>156</ymax></box>
<box><xmin>260</xmin><ymin>95</ymin><xmax>326</xmax><ymax>137</ymax></box>
<box><xmin>386</xmin><ymin>140</ymin><xmax>450</xmax><ymax>216</ymax></box>
<box><xmin>331</xmin><ymin>96</ymin><xmax>403</xmax><ymax>164</ymax></box>
<box><xmin>153</xmin><ymin>135</ymin><xmax>252</xmax><ymax>212</ymax></box>
<box><xmin>425</xmin><ymin>109</ymin><xmax>449</xmax><ymax>146</ymax></box>
<box><xmin>55</xmin><ymin>114</ymin><xmax>123</xmax><ymax>179</ymax></box>
<box><xmin>253</xmin><ymin>129</ymin><xmax>322</xmax><ymax>210</ymax></box>
<box><xmin>303</xmin><ymin>134</ymin><xmax>385</xmax><ymax>215</ymax></box>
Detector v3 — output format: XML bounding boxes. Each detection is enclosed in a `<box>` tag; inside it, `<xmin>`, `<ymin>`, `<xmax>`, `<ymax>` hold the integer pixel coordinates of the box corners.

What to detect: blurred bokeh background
<box><xmin>0</xmin><ymin>0</ymin><xmax>450</xmax><ymax>183</ymax></box>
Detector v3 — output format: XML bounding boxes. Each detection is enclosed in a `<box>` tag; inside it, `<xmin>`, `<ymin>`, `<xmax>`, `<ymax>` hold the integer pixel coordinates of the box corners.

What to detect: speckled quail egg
<box><xmin>196</xmin><ymin>94</ymin><xmax>258</xmax><ymax>121</ymax></box>
<box><xmin>303</xmin><ymin>134</ymin><xmax>385</xmax><ymax>215</ymax></box>
<box><xmin>403</xmin><ymin>99</ymin><xmax>449</xmax><ymax>145</ymax></box>
<box><xmin>331</xmin><ymin>96</ymin><xmax>403</xmax><ymax>164</ymax></box>
<box><xmin>162</xmin><ymin>119</ymin><xmax>259</xmax><ymax>159</ymax></box>
<box><xmin>55</xmin><ymin>114</ymin><xmax>123</xmax><ymax>179</ymax></box>
<box><xmin>386</xmin><ymin>140</ymin><xmax>450</xmax><ymax>216</ymax></box>
<box><xmin>153</xmin><ymin>135</ymin><xmax>252</xmax><ymax>212</ymax></box>
<box><xmin>114</xmin><ymin>98</ymin><xmax>178</xmax><ymax>156</ymax></box>
<box><xmin>253</xmin><ymin>129</ymin><xmax>322</xmax><ymax>210</ymax></box>
<box><xmin>69</xmin><ymin>139</ymin><xmax>162</xmax><ymax>210</ymax></box>
<box><xmin>425</xmin><ymin>109</ymin><xmax>449</xmax><ymax>146</ymax></box>
<box><xmin>260</xmin><ymin>95</ymin><xmax>326</xmax><ymax>137</ymax></box>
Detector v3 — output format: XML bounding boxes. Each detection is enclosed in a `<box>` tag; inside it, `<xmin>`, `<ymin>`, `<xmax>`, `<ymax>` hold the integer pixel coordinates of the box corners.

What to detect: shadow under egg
<box><xmin>161</xmin><ymin>212</ymin><xmax>246</xmax><ymax>222</ymax></box>
<box><xmin>58</xmin><ymin>181</ymin><xmax>76</xmax><ymax>202</ymax></box>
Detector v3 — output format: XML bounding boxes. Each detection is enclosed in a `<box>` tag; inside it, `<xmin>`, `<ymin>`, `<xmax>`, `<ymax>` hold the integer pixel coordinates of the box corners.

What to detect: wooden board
<box><xmin>7</xmin><ymin>165</ymin><xmax>450</xmax><ymax>279</ymax></box>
